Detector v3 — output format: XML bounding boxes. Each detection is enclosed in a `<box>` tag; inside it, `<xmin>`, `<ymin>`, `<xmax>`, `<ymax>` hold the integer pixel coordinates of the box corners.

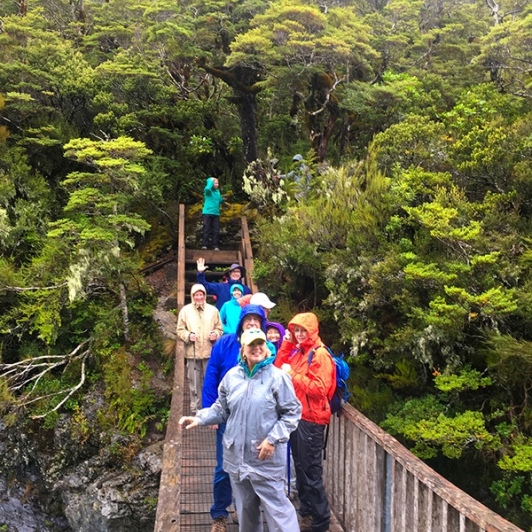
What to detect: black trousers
<box><xmin>290</xmin><ymin>419</ymin><xmax>331</xmax><ymax>532</ymax></box>
<box><xmin>202</xmin><ymin>214</ymin><xmax>220</xmax><ymax>248</ymax></box>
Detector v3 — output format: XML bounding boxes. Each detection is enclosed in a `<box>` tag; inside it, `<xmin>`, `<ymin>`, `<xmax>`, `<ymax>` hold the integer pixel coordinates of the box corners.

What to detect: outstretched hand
<box><xmin>179</xmin><ymin>416</ymin><xmax>200</xmax><ymax>430</ymax></box>
<box><xmin>197</xmin><ymin>258</ymin><xmax>208</xmax><ymax>273</ymax></box>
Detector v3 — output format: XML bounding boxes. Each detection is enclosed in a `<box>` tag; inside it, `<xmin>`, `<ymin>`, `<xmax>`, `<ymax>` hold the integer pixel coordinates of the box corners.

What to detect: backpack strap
<box><xmin>306</xmin><ymin>344</ymin><xmax>325</xmax><ymax>367</ymax></box>
<box><xmin>289</xmin><ymin>346</ymin><xmax>302</xmax><ymax>359</ymax></box>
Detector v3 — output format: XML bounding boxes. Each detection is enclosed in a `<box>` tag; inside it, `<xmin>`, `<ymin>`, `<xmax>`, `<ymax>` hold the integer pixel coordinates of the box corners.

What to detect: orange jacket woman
<box><xmin>274</xmin><ymin>312</ymin><xmax>334</xmax><ymax>532</ymax></box>
<box><xmin>274</xmin><ymin>312</ymin><xmax>335</xmax><ymax>425</ymax></box>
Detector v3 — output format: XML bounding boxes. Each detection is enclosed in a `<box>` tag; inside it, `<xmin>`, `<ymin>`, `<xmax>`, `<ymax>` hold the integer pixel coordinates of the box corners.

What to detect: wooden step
<box><xmin>185</xmin><ymin>249</ymin><xmax>242</xmax><ymax>265</ymax></box>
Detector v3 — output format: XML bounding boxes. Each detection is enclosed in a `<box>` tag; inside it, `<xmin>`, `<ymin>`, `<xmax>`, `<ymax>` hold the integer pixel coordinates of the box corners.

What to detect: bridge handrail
<box><xmin>239</xmin><ymin>215</ymin><xmax>258</xmax><ymax>293</ymax></box>
<box><xmin>324</xmin><ymin>403</ymin><xmax>524</xmax><ymax>532</ymax></box>
<box><xmin>154</xmin><ymin>205</ymin><xmax>523</xmax><ymax>532</ymax></box>
<box><xmin>154</xmin><ymin>204</ymin><xmax>186</xmax><ymax>532</ymax></box>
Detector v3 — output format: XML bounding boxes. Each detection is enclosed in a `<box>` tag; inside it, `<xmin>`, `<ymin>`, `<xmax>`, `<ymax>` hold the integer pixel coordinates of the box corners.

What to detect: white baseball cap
<box><xmin>250</xmin><ymin>292</ymin><xmax>276</xmax><ymax>309</ymax></box>
<box><xmin>240</xmin><ymin>328</ymin><xmax>267</xmax><ymax>346</ymax></box>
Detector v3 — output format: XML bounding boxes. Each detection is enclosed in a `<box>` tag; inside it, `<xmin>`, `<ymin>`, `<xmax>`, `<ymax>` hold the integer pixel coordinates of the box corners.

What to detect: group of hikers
<box><xmin>177</xmin><ymin>259</ymin><xmax>336</xmax><ymax>532</ymax></box>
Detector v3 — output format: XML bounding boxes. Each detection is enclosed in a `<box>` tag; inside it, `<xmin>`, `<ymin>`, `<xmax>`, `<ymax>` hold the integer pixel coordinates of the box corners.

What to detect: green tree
<box><xmin>228</xmin><ymin>0</ymin><xmax>378</xmax><ymax>161</ymax></box>
<box><xmin>476</xmin><ymin>11</ymin><xmax>532</xmax><ymax>99</ymax></box>
<box><xmin>48</xmin><ymin>136</ymin><xmax>152</xmax><ymax>341</ymax></box>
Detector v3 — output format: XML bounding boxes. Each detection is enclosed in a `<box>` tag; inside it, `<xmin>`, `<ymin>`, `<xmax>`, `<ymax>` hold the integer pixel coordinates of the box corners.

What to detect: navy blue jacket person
<box><xmin>196</xmin><ymin>258</ymin><xmax>251</xmax><ymax>310</ymax></box>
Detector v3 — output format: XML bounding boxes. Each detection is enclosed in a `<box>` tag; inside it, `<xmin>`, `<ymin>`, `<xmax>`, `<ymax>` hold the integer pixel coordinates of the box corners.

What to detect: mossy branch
<box><xmin>1</xmin><ymin>281</ymin><xmax>69</xmax><ymax>293</ymax></box>
<box><xmin>0</xmin><ymin>339</ymin><xmax>92</xmax><ymax>419</ymax></box>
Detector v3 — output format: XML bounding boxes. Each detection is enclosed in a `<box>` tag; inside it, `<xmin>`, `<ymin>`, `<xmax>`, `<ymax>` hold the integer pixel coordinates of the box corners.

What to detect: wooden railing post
<box><xmin>240</xmin><ymin>216</ymin><xmax>258</xmax><ymax>293</ymax></box>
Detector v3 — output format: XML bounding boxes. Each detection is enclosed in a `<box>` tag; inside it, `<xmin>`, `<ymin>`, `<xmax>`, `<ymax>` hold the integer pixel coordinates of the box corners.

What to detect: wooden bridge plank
<box><xmin>418</xmin><ymin>481</ymin><xmax>433</xmax><ymax>532</ymax></box>
<box><xmin>342</xmin><ymin>417</ymin><xmax>355</xmax><ymax>530</ymax></box>
<box><xmin>357</xmin><ymin>429</ymin><xmax>369</xmax><ymax>531</ymax></box>
<box><xmin>337</xmin><ymin>414</ymin><xmax>346</xmax><ymax>524</ymax></box>
<box><xmin>185</xmin><ymin>249</ymin><xmax>241</xmax><ymax>264</ymax></box>
<box><xmin>405</xmin><ymin>468</ymin><xmax>417</xmax><ymax>530</ymax></box>
<box><xmin>374</xmin><ymin>442</ymin><xmax>386</xmax><ymax>532</ymax></box>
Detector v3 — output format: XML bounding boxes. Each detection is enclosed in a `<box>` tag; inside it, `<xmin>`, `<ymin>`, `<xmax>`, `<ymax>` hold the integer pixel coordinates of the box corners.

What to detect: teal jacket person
<box><xmin>203</xmin><ymin>177</ymin><xmax>223</xmax><ymax>215</ymax></box>
<box><xmin>220</xmin><ymin>284</ymin><xmax>244</xmax><ymax>334</ymax></box>
<box><xmin>202</xmin><ymin>177</ymin><xmax>224</xmax><ymax>249</ymax></box>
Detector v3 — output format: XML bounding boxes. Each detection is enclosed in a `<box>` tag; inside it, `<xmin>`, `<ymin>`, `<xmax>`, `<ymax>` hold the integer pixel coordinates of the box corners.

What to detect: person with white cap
<box><xmin>196</xmin><ymin>258</ymin><xmax>251</xmax><ymax>310</ymax></box>
<box><xmin>239</xmin><ymin>291</ymin><xmax>285</xmax><ymax>352</ymax></box>
<box><xmin>237</xmin><ymin>292</ymin><xmax>275</xmax><ymax>314</ymax></box>
<box><xmin>176</xmin><ymin>284</ymin><xmax>223</xmax><ymax>412</ymax></box>
<box><xmin>179</xmin><ymin>327</ymin><xmax>301</xmax><ymax>532</ymax></box>
<box><xmin>249</xmin><ymin>292</ymin><xmax>276</xmax><ymax>317</ymax></box>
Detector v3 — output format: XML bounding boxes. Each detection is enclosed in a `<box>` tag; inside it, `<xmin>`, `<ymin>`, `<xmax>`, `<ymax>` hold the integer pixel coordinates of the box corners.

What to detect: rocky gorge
<box><xmin>0</xmin><ymin>261</ymin><xmax>179</xmax><ymax>532</ymax></box>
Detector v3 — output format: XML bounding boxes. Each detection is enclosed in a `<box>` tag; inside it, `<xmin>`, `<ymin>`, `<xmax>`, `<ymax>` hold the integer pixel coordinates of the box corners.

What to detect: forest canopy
<box><xmin>0</xmin><ymin>0</ymin><xmax>531</xmax><ymax>528</ymax></box>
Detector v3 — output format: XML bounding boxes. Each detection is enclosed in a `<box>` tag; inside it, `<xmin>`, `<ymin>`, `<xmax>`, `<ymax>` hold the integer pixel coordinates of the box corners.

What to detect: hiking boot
<box><xmin>210</xmin><ymin>516</ymin><xmax>227</xmax><ymax>532</ymax></box>
<box><xmin>298</xmin><ymin>514</ymin><xmax>313</xmax><ymax>531</ymax></box>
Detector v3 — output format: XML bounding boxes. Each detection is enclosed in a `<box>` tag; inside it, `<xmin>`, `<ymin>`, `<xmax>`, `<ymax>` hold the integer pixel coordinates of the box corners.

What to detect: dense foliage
<box><xmin>0</xmin><ymin>0</ymin><xmax>531</xmax><ymax>527</ymax></box>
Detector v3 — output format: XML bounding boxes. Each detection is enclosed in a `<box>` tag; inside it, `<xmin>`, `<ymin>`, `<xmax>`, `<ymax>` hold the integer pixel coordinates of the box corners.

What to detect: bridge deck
<box><xmin>157</xmin><ymin>205</ymin><xmax>342</xmax><ymax>531</ymax></box>
<box><xmin>179</xmin><ymin>389</ymin><xmax>238</xmax><ymax>530</ymax></box>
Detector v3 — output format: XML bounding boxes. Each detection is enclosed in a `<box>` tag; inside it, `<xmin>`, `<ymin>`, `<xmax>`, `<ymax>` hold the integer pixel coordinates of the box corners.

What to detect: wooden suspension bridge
<box><xmin>153</xmin><ymin>204</ymin><xmax>524</xmax><ymax>532</ymax></box>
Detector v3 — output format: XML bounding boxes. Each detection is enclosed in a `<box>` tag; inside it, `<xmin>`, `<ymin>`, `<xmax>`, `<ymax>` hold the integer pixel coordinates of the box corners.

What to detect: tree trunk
<box><xmin>236</xmin><ymin>92</ymin><xmax>258</xmax><ymax>163</ymax></box>
<box><xmin>199</xmin><ymin>61</ymin><xmax>262</xmax><ymax>163</ymax></box>
<box><xmin>306</xmin><ymin>72</ymin><xmax>341</xmax><ymax>162</ymax></box>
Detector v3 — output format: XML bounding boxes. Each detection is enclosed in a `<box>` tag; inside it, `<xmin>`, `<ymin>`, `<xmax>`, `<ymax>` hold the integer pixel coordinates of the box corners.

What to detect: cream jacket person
<box><xmin>176</xmin><ymin>283</ymin><xmax>223</xmax><ymax>411</ymax></box>
<box><xmin>176</xmin><ymin>284</ymin><xmax>223</xmax><ymax>360</ymax></box>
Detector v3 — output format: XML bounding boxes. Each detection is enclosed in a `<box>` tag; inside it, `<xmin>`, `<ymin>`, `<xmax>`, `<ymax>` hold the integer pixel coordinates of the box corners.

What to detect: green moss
<box><xmin>101</xmin><ymin>347</ymin><xmax>159</xmax><ymax>438</ymax></box>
